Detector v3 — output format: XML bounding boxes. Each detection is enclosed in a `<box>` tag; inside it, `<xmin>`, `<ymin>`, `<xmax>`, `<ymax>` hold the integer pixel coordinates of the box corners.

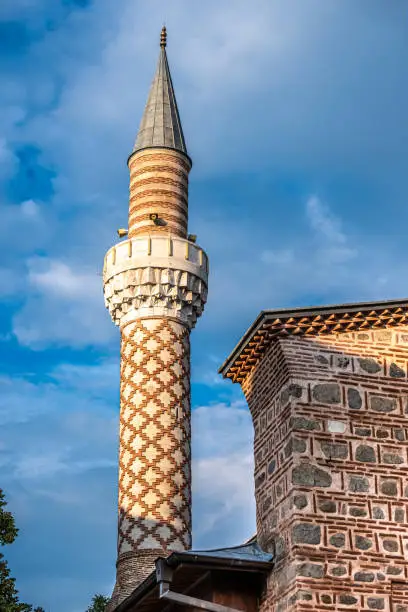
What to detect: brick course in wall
<box><xmin>128</xmin><ymin>149</ymin><xmax>190</xmax><ymax>238</ymax></box>
<box><xmin>228</xmin><ymin>315</ymin><xmax>408</xmax><ymax>612</ymax></box>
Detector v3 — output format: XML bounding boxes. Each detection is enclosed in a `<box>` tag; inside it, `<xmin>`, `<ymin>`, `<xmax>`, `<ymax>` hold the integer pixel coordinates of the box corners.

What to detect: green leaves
<box><xmin>0</xmin><ymin>489</ymin><xmax>44</xmax><ymax>612</ymax></box>
<box><xmin>86</xmin><ymin>594</ymin><xmax>110</xmax><ymax>612</ymax></box>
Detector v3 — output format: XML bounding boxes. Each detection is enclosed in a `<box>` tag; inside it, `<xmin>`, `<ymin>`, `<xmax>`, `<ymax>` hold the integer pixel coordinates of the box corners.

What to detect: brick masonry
<box><xmin>106</xmin><ymin>317</ymin><xmax>192</xmax><ymax>608</ymax></box>
<box><xmin>128</xmin><ymin>149</ymin><xmax>191</xmax><ymax>239</ymax></box>
<box><xmin>240</xmin><ymin>326</ymin><xmax>408</xmax><ymax>611</ymax></box>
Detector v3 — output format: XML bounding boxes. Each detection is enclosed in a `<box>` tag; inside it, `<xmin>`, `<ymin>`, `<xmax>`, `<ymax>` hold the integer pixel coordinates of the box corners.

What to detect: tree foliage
<box><xmin>0</xmin><ymin>488</ymin><xmax>45</xmax><ymax>612</ymax></box>
<box><xmin>86</xmin><ymin>594</ymin><xmax>110</xmax><ymax>612</ymax></box>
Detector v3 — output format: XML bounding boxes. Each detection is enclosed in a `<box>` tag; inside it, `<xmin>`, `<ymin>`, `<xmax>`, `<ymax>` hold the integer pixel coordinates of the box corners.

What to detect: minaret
<box><xmin>103</xmin><ymin>27</ymin><xmax>208</xmax><ymax>608</ymax></box>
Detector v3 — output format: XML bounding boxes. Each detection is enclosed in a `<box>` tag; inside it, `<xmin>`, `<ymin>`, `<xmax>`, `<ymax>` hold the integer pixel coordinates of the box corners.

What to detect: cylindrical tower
<box><xmin>103</xmin><ymin>27</ymin><xmax>208</xmax><ymax>608</ymax></box>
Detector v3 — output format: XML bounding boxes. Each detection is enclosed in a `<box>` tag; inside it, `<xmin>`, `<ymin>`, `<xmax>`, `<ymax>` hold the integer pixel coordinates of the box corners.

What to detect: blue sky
<box><xmin>1</xmin><ymin>1</ymin><xmax>408</xmax><ymax>610</ymax></box>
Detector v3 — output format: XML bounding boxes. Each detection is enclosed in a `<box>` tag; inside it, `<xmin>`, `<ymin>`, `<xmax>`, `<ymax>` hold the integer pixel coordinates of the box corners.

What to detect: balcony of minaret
<box><xmin>103</xmin><ymin>234</ymin><xmax>208</xmax><ymax>329</ymax></box>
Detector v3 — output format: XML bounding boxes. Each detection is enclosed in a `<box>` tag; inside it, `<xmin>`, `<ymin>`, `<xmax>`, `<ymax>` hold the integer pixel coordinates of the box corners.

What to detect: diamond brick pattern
<box><xmin>117</xmin><ymin>317</ymin><xmax>191</xmax><ymax>559</ymax></box>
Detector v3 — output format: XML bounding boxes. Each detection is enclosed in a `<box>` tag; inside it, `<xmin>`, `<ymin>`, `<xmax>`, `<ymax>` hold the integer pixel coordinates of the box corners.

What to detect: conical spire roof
<box><xmin>132</xmin><ymin>27</ymin><xmax>188</xmax><ymax>157</ymax></box>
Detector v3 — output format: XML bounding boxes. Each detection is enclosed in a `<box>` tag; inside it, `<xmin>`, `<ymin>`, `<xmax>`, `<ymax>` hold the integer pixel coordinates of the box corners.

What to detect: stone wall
<box><xmin>241</xmin><ymin>326</ymin><xmax>408</xmax><ymax>611</ymax></box>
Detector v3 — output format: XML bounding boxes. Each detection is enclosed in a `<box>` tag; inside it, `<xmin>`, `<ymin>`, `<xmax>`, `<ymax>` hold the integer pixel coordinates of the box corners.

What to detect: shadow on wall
<box><xmin>108</xmin><ymin>508</ymin><xmax>190</xmax><ymax>608</ymax></box>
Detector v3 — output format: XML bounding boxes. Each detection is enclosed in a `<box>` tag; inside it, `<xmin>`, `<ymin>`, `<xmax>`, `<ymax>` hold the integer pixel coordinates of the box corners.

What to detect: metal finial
<box><xmin>160</xmin><ymin>26</ymin><xmax>167</xmax><ymax>48</ymax></box>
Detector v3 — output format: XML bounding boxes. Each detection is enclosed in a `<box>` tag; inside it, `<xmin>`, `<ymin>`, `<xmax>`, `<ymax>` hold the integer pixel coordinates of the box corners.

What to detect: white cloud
<box><xmin>306</xmin><ymin>194</ymin><xmax>357</xmax><ymax>264</ymax></box>
<box><xmin>261</xmin><ymin>249</ymin><xmax>294</xmax><ymax>266</ymax></box>
<box><xmin>306</xmin><ymin>195</ymin><xmax>346</xmax><ymax>244</ymax></box>
<box><xmin>193</xmin><ymin>453</ymin><xmax>255</xmax><ymax>548</ymax></box>
<box><xmin>12</xmin><ymin>257</ymin><xmax>113</xmax><ymax>348</ymax></box>
<box><xmin>192</xmin><ymin>401</ymin><xmax>255</xmax><ymax>547</ymax></box>
<box><xmin>20</xmin><ymin>199</ymin><xmax>40</xmax><ymax>218</ymax></box>
<box><xmin>0</xmin><ymin>138</ymin><xmax>18</xmax><ymax>179</ymax></box>
<box><xmin>2</xmin><ymin>364</ymin><xmax>255</xmax><ymax>550</ymax></box>
<box><xmin>28</xmin><ymin>257</ymin><xmax>99</xmax><ymax>298</ymax></box>
<box><xmin>50</xmin><ymin>360</ymin><xmax>119</xmax><ymax>391</ymax></box>
<box><xmin>193</xmin><ymin>401</ymin><xmax>252</xmax><ymax>459</ymax></box>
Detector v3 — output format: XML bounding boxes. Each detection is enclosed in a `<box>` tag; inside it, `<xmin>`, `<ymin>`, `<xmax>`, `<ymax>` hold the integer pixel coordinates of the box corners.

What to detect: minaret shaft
<box><xmin>114</xmin><ymin>317</ymin><xmax>191</xmax><ymax>601</ymax></box>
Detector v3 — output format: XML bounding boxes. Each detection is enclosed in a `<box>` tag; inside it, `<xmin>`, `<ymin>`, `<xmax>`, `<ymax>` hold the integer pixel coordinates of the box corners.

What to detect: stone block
<box><xmin>255</xmin><ymin>471</ymin><xmax>266</xmax><ymax>488</ymax></box>
<box><xmin>381</xmin><ymin>480</ymin><xmax>398</xmax><ymax>496</ymax></box>
<box><xmin>347</xmin><ymin>387</ymin><xmax>362</xmax><ymax>409</ymax></box>
<box><xmin>292</xmin><ymin>523</ymin><xmax>321</xmax><ymax>545</ymax></box>
<box><xmin>296</xmin><ymin>563</ymin><xmax>324</xmax><ymax>578</ymax></box>
<box><xmin>355</xmin><ymin>444</ymin><xmax>376</xmax><ymax>463</ymax></box>
<box><xmin>390</xmin><ymin>362</ymin><xmax>405</xmax><ymax>377</ymax></box>
<box><xmin>329</xmin><ymin>533</ymin><xmax>345</xmax><ymax>548</ymax></box>
<box><xmin>383</xmin><ymin>539</ymin><xmax>398</xmax><ymax>552</ymax></box>
<box><xmin>267</xmin><ymin>459</ymin><xmax>276</xmax><ymax>474</ymax></box>
<box><xmin>339</xmin><ymin>594</ymin><xmax>358</xmax><ymax>605</ymax></box>
<box><xmin>383</xmin><ymin>452</ymin><xmax>403</xmax><ymax>464</ymax></box>
<box><xmin>281</xmin><ymin>383</ymin><xmax>303</xmax><ymax>406</ymax></box>
<box><xmin>292</xmin><ymin>464</ymin><xmax>332</xmax><ymax>487</ymax></box>
<box><xmin>355</xmin><ymin>427</ymin><xmax>371</xmax><ymax>436</ymax></box>
<box><xmin>367</xmin><ymin>598</ymin><xmax>385</xmax><ymax>610</ymax></box>
<box><xmin>370</xmin><ymin>395</ymin><xmax>397</xmax><ymax>413</ymax></box>
<box><xmin>355</xmin><ymin>535</ymin><xmax>372</xmax><ymax>550</ymax></box>
<box><xmin>327</xmin><ymin>420</ymin><xmax>346</xmax><ymax>433</ymax></box>
<box><xmin>319</xmin><ymin>500</ymin><xmax>336</xmax><ymax>513</ymax></box>
<box><xmin>349</xmin><ymin>506</ymin><xmax>367</xmax><ymax>517</ymax></box>
<box><xmin>372</xmin><ymin>507</ymin><xmax>385</xmax><ymax>519</ymax></box>
<box><xmin>358</xmin><ymin>358</ymin><xmax>381</xmax><ymax>373</ymax></box>
<box><xmin>331</xmin><ymin>565</ymin><xmax>347</xmax><ymax>576</ymax></box>
<box><xmin>386</xmin><ymin>566</ymin><xmax>402</xmax><ymax>575</ymax></box>
<box><xmin>349</xmin><ymin>475</ymin><xmax>369</xmax><ymax>492</ymax></box>
<box><xmin>293</xmin><ymin>494</ymin><xmax>308</xmax><ymax>509</ymax></box>
<box><xmin>394</xmin><ymin>508</ymin><xmax>405</xmax><ymax>522</ymax></box>
<box><xmin>334</xmin><ymin>355</ymin><xmax>350</xmax><ymax>369</ymax></box>
<box><xmin>290</xmin><ymin>416</ymin><xmax>321</xmax><ymax>431</ymax></box>
<box><xmin>284</xmin><ymin>438</ymin><xmax>306</xmax><ymax>457</ymax></box>
<box><xmin>313</xmin><ymin>383</ymin><xmax>341</xmax><ymax>404</ymax></box>
<box><xmin>354</xmin><ymin>571</ymin><xmax>375</xmax><ymax>582</ymax></box>
<box><xmin>321</xmin><ymin>441</ymin><xmax>348</xmax><ymax>460</ymax></box>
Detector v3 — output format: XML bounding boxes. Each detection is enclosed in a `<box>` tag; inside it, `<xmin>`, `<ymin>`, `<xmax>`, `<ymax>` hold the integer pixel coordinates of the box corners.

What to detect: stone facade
<box><xmin>223</xmin><ymin>313</ymin><xmax>408</xmax><ymax>612</ymax></box>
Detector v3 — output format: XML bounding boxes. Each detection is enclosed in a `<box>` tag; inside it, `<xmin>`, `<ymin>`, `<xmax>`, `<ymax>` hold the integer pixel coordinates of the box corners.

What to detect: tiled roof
<box><xmin>181</xmin><ymin>540</ymin><xmax>273</xmax><ymax>563</ymax></box>
<box><xmin>219</xmin><ymin>298</ymin><xmax>408</xmax><ymax>384</ymax></box>
<box><xmin>114</xmin><ymin>539</ymin><xmax>272</xmax><ymax>612</ymax></box>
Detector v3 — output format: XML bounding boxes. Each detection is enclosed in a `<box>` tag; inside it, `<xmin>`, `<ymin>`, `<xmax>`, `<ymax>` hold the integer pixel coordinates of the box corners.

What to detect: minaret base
<box><xmin>108</xmin><ymin>550</ymin><xmax>163</xmax><ymax>610</ymax></box>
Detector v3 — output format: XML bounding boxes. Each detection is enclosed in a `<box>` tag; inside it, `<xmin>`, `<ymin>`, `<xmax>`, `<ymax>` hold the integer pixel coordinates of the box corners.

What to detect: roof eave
<box><xmin>168</xmin><ymin>551</ymin><xmax>273</xmax><ymax>572</ymax></box>
<box><xmin>219</xmin><ymin>297</ymin><xmax>408</xmax><ymax>381</ymax></box>
<box><xmin>114</xmin><ymin>550</ymin><xmax>273</xmax><ymax>611</ymax></box>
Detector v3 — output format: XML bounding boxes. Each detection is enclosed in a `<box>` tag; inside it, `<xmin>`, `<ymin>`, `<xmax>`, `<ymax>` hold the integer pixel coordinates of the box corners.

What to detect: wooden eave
<box><xmin>219</xmin><ymin>298</ymin><xmax>408</xmax><ymax>384</ymax></box>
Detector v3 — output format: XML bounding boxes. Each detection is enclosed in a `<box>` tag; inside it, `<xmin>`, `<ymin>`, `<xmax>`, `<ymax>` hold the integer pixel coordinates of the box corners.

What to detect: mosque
<box><xmin>102</xmin><ymin>27</ymin><xmax>408</xmax><ymax>612</ymax></box>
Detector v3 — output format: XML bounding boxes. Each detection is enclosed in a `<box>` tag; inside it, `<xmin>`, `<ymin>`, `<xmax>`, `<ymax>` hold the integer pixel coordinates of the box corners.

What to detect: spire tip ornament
<box><xmin>160</xmin><ymin>25</ymin><xmax>167</xmax><ymax>48</ymax></box>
